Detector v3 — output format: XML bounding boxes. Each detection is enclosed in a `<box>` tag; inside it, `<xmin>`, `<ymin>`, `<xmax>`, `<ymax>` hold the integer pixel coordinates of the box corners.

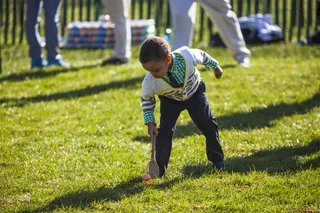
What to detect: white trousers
<box><xmin>169</xmin><ymin>0</ymin><xmax>250</xmax><ymax>60</ymax></box>
<box><xmin>101</xmin><ymin>0</ymin><xmax>131</xmax><ymax>60</ymax></box>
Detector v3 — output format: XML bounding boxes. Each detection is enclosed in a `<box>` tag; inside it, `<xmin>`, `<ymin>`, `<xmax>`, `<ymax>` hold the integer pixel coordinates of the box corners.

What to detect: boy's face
<box><xmin>142</xmin><ymin>56</ymin><xmax>172</xmax><ymax>78</ymax></box>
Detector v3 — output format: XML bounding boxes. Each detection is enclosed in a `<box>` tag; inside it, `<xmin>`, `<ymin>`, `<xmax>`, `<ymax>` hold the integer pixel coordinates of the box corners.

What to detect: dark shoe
<box><xmin>48</xmin><ymin>59</ymin><xmax>70</xmax><ymax>68</ymax></box>
<box><xmin>31</xmin><ymin>59</ymin><xmax>47</xmax><ymax>69</ymax></box>
<box><xmin>159</xmin><ymin>164</ymin><xmax>167</xmax><ymax>178</ymax></box>
<box><xmin>101</xmin><ymin>57</ymin><xmax>128</xmax><ymax>66</ymax></box>
<box><xmin>214</xmin><ymin>161</ymin><xmax>225</xmax><ymax>171</ymax></box>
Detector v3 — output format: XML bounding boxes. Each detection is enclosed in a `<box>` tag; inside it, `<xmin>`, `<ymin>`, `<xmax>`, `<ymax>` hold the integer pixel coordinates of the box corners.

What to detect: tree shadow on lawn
<box><xmin>22</xmin><ymin>139</ymin><xmax>319</xmax><ymax>213</ymax></box>
<box><xmin>170</xmin><ymin>138</ymin><xmax>320</xmax><ymax>178</ymax></box>
<box><xmin>132</xmin><ymin>92</ymin><xmax>319</xmax><ymax>142</ymax></box>
<box><xmin>0</xmin><ymin>76</ymin><xmax>144</xmax><ymax>107</ymax></box>
<box><xmin>223</xmin><ymin>138</ymin><xmax>319</xmax><ymax>174</ymax></box>
<box><xmin>198</xmin><ymin>64</ymin><xmax>237</xmax><ymax>72</ymax></box>
<box><xmin>0</xmin><ymin>63</ymin><xmax>100</xmax><ymax>83</ymax></box>
<box><xmin>22</xmin><ymin>140</ymin><xmax>320</xmax><ymax>212</ymax></box>
<box><xmin>132</xmin><ymin>135</ymin><xmax>151</xmax><ymax>143</ymax></box>
<box><xmin>174</xmin><ymin>92</ymin><xmax>320</xmax><ymax>137</ymax></box>
<box><xmin>133</xmin><ymin>93</ymin><xmax>320</xmax><ymax>143</ymax></box>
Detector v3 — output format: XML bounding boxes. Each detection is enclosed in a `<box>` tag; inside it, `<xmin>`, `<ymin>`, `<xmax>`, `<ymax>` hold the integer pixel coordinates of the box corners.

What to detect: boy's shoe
<box><xmin>214</xmin><ymin>161</ymin><xmax>225</xmax><ymax>171</ymax></box>
<box><xmin>101</xmin><ymin>57</ymin><xmax>128</xmax><ymax>66</ymax></box>
<box><xmin>47</xmin><ymin>59</ymin><xmax>70</xmax><ymax>68</ymax></box>
<box><xmin>31</xmin><ymin>59</ymin><xmax>47</xmax><ymax>69</ymax></box>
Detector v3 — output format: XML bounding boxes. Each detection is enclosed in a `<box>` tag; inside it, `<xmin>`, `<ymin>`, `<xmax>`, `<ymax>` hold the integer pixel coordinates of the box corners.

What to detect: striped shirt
<box><xmin>141</xmin><ymin>46</ymin><xmax>219</xmax><ymax>124</ymax></box>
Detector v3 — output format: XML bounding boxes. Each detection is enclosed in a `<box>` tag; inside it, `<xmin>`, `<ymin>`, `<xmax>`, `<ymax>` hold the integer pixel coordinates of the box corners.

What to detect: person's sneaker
<box><xmin>48</xmin><ymin>59</ymin><xmax>70</xmax><ymax>68</ymax></box>
<box><xmin>214</xmin><ymin>161</ymin><xmax>225</xmax><ymax>171</ymax></box>
<box><xmin>237</xmin><ymin>56</ymin><xmax>250</xmax><ymax>68</ymax></box>
<box><xmin>101</xmin><ymin>57</ymin><xmax>128</xmax><ymax>66</ymax></box>
<box><xmin>31</xmin><ymin>59</ymin><xmax>47</xmax><ymax>69</ymax></box>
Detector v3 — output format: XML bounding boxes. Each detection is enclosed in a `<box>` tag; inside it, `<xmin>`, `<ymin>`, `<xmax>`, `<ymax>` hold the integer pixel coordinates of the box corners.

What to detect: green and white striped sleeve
<box><xmin>190</xmin><ymin>48</ymin><xmax>219</xmax><ymax>70</ymax></box>
<box><xmin>141</xmin><ymin>75</ymin><xmax>156</xmax><ymax>125</ymax></box>
<box><xmin>141</xmin><ymin>97</ymin><xmax>156</xmax><ymax>124</ymax></box>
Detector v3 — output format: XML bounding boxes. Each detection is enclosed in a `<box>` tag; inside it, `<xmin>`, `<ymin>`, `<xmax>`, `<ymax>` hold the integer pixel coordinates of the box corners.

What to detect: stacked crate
<box><xmin>62</xmin><ymin>18</ymin><xmax>155</xmax><ymax>48</ymax></box>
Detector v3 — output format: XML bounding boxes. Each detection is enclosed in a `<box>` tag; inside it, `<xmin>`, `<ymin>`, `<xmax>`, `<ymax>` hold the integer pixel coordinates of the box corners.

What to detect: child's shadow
<box><xmin>24</xmin><ymin>176</ymin><xmax>181</xmax><ymax>213</ymax></box>
<box><xmin>22</xmin><ymin>176</ymin><xmax>144</xmax><ymax>213</ymax></box>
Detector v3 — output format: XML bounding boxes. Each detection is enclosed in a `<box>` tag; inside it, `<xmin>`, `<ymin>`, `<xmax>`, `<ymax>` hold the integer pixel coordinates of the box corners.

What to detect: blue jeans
<box><xmin>25</xmin><ymin>0</ymin><xmax>62</xmax><ymax>61</ymax></box>
<box><xmin>156</xmin><ymin>81</ymin><xmax>224</xmax><ymax>176</ymax></box>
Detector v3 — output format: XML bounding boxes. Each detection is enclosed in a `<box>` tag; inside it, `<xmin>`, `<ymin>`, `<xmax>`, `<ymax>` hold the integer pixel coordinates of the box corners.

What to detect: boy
<box><xmin>139</xmin><ymin>36</ymin><xmax>224</xmax><ymax>177</ymax></box>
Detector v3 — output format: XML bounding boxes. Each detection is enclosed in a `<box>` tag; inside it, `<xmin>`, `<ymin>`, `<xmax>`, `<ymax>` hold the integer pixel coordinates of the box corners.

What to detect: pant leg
<box><xmin>43</xmin><ymin>0</ymin><xmax>62</xmax><ymax>61</ymax></box>
<box><xmin>157</xmin><ymin>96</ymin><xmax>182</xmax><ymax>176</ymax></box>
<box><xmin>168</xmin><ymin>0</ymin><xmax>196</xmax><ymax>50</ymax></box>
<box><xmin>198</xmin><ymin>0</ymin><xmax>250</xmax><ymax>61</ymax></box>
<box><xmin>186</xmin><ymin>82</ymin><xmax>224</xmax><ymax>163</ymax></box>
<box><xmin>25</xmin><ymin>0</ymin><xmax>43</xmax><ymax>60</ymax></box>
<box><xmin>101</xmin><ymin>0</ymin><xmax>131</xmax><ymax>60</ymax></box>
<box><xmin>43</xmin><ymin>0</ymin><xmax>61</xmax><ymax>60</ymax></box>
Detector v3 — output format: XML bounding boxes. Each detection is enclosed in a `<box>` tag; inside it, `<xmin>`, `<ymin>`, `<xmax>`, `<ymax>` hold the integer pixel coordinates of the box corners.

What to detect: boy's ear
<box><xmin>167</xmin><ymin>55</ymin><xmax>172</xmax><ymax>65</ymax></box>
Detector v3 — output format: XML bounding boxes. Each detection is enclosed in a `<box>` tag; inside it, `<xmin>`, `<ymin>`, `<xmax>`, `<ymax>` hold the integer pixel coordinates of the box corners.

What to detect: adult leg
<box><xmin>186</xmin><ymin>82</ymin><xmax>224</xmax><ymax>164</ymax></box>
<box><xmin>25</xmin><ymin>0</ymin><xmax>43</xmax><ymax>61</ymax></box>
<box><xmin>43</xmin><ymin>0</ymin><xmax>62</xmax><ymax>61</ymax></box>
<box><xmin>168</xmin><ymin>0</ymin><xmax>196</xmax><ymax>50</ymax></box>
<box><xmin>101</xmin><ymin>0</ymin><xmax>131</xmax><ymax>62</ymax></box>
<box><xmin>157</xmin><ymin>96</ymin><xmax>182</xmax><ymax>176</ymax></box>
<box><xmin>199</xmin><ymin>0</ymin><xmax>250</xmax><ymax>64</ymax></box>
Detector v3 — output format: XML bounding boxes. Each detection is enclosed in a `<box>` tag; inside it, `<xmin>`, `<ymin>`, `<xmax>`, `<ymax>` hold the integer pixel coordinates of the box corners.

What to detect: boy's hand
<box><xmin>147</xmin><ymin>123</ymin><xmax>158</xmax><ymax>139</ymax></box>
<box><xmin>213</xmin><ymin>66</ymin><xmax>223</xmax><ymax>79</ymax></box>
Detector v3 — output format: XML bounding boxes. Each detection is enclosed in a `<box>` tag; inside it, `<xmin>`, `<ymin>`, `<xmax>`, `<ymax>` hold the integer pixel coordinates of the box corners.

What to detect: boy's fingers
<box><xmin>216</xmin><ymin>70</ymin><xmax>223</xmax><ymax>79</ymax></box>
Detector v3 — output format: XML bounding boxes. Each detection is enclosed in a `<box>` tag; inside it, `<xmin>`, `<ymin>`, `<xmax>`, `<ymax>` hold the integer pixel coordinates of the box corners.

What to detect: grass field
<box><xmin>0</xmin><ymin>43</ymin><xmax>319</xmax><ymax>213</ymax></box>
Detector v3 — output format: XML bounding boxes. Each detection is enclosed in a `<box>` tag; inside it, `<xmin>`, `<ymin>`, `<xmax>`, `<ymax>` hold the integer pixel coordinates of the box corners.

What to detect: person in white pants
<box><xmin>169</xmin><ymin>0</ymin><xmax>251</xmax><ymax>67</ymax></box>
<box><xmin>100</xmin><ymin>0</ymin><xmax>132</xmax><ymax>65</ymax></box>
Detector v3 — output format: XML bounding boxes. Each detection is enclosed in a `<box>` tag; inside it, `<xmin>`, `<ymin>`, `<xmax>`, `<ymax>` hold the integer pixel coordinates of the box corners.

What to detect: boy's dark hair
<box><xmin>139</xmin><ymin>36</ymin><xmax>171</xmax><ymax>63</ymax></box>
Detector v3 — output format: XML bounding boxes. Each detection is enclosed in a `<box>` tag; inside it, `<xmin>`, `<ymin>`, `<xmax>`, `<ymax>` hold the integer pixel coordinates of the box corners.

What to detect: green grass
<box><xmin>0</xmin><ymin>43</ymin><xmax>319</xmax><ymax>213</ymax></box>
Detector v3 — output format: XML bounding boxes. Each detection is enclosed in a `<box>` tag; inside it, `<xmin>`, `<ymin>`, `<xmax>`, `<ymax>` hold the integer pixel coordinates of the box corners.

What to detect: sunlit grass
<box><xmin>0</xmin><ymin>43</ymin><xmax>319</xmax><ymax>213</ymax></box>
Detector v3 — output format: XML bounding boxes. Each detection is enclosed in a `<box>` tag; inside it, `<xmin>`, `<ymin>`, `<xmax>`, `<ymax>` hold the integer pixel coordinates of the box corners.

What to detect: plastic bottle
<box><xmin>163</xmin><ymin>28</ymin><xmax>172</xmax><ymax>42</ymax></box>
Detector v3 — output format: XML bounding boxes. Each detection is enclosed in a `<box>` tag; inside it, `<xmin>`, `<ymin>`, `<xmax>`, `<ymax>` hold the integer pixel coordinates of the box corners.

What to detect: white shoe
<box><xmin>237</xmin><ymin>56</ymin><xmax>250</xmax><ymax>68</ymax></box>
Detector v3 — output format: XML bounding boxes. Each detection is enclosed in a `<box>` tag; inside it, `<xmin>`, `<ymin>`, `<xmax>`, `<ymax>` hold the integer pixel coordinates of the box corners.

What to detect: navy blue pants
<box><xmin>156</xmin><ymin>82</ymin><xmax>224</xmax><ymax>176</ymax></box>
<box><xmin>26</xmin><ymin>0</ymin><xmax>62</xmax><ymax>61</ymax></box>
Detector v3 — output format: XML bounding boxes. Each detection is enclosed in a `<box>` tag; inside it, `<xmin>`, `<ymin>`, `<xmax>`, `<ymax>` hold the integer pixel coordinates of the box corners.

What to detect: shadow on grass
<box><xmin>167</xmin><ymin>138</ymin><xmax>320</xmax><ymax>179</ymax></box>
<box><xmin>0</xmin><ymin>76</ymin><xmax>144</xmax><ymax>107</ymax></box>
<box><xmin>198</xmin><ymin>64</ymin><xmax>237</xmax><ymax>72</ymax></box>
<box><xmin>21</xmin><ymin>176</ymin><xmax>144</xmax><ymax>213</ymax></box>
<box><xmin>132</xmin><ymin>135</ymin><xmax>151</xmax><ymax>143</ymax></box>
<box><xmin>187</xmin><ymin>139</ymin><xmax>320</xmax><ymax>175</ymax></box>
<box><xmin>21</xmin><ymin>139</ymin><xmax>319</xmax><ymax>212</ymax></box>
<box><xmin>226</xmin><ymin>139</ymin><xmax>320</xmax><ymax>173</ymax></box>
<box><xmin>22</xmin><ymin>175</ymin><xmax>180</xmax><ymax>213</ymax></box>
<box><xmin>0</xmin><ymin>63</ymin><xmax>100</xmax><ymax>83</ymax></box>
<box><xmin>174</xmin><ymin>92</ymin><xmax>320</xmax><ymax>137</ymax></box>
<box><xmin>132</xmin><ymin>92</ymin><xmax>319</xmax><ymax>142</ymax></box>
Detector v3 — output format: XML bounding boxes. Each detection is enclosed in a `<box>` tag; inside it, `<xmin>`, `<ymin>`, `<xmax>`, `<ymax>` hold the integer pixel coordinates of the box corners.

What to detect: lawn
<box><xmin>0</xmin><ymin>42</ymin><xmax>319</xmax><ymax>213</ymax></box>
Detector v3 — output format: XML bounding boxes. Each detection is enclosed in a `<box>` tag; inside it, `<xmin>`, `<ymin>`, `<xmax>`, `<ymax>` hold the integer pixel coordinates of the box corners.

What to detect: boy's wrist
<box><xmin>147</xmin><ymin>122</ymin><xmax>157</xmax><ymax>126</ymax></box>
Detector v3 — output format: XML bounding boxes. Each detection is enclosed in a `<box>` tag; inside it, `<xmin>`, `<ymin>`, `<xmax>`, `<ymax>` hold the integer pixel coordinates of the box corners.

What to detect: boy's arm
<box><xmin>141</xmin><ymin>77</ymin><xmax>156</xmax><ymax>125</ymax></box>
<box><xmin>190</xmin><ymin>48</ymin><xmax>219</xmax><ymax>69</ymax></box>
<box><xmin>141</xmin><ymin>77</ymin><xmax>159</xmax><ymax>137</ymax></box>
<box><xmin>141</xmin><ymin>98</ymin><xmax>158</xmax><ymax>137</ymax></box>
<box><xmin>190</xmin><ymin>48</ymin><xmax>223</xmax><ymax>79</ymax></box>
<box><xmin>141</xmin><ymin>97</ymin><xmax>156</xmax><ymax>125</ymax></box>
